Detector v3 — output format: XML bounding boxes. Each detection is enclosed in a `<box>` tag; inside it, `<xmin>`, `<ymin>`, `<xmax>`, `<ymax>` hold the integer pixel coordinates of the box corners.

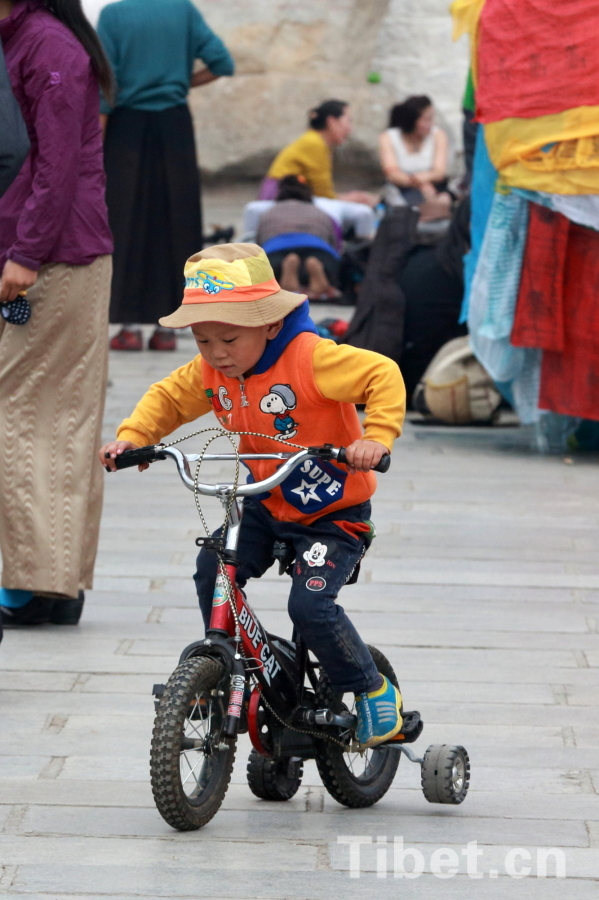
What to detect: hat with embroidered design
<box><xmin>158</xmin><ymin>243</ymin><xmax>307</xmax><ymax>328</ymax></box>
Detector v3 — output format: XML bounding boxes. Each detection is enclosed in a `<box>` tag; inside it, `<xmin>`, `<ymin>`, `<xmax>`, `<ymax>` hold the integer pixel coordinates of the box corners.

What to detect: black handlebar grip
<box><xmin>337</xmin><ymin>447</ymin><xmax>391</xmax><ymax>473</ymax></box>
<box><xmin>110</xmin><ymin>445</ymin><xmax>166</xmax><ymax>470</ymax></box>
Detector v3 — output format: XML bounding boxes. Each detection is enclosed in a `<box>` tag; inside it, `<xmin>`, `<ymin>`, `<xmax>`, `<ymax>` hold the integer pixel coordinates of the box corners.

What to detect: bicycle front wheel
<box><xmin>150</xmin><ymin>656</ymin><xmax>236</xmax><ymax>830</ymax></box>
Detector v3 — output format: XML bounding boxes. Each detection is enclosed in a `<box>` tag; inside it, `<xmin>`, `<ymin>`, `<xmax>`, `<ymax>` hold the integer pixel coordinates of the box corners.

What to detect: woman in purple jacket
<box><xmin>0</xmin><ymin>0</ymin><xmax>114</xmax><ymax>632</ymax></box>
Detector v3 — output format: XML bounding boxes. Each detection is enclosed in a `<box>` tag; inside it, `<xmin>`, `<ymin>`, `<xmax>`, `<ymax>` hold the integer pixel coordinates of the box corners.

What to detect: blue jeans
<box><xmin>194</xmin><ymin>498</ymin><xmax>380</xmax><ymax>694</ymax></box>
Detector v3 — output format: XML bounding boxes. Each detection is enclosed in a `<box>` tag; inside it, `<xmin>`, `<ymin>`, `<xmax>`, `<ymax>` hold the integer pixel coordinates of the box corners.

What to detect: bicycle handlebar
<box><xmin>336</xmin><ymin>446</ymin><xmax>390</xmax><ymax>474</ymax></box>
<box><xmin>111</xmin><ymin>443</ymin><xmax>390</xmax><ymax>494</ymax></box>
<box><xmin>112</xmin><ymin>445</ymin><xmax>167</xmax><ymax>469</ymax></box>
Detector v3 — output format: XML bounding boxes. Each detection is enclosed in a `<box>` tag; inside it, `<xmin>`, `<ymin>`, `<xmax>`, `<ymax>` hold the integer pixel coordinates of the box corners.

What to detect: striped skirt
<box><xmin>0</xmin><ymin>255</ymin><xmax>112</xmax><ymax>598</ymax></box>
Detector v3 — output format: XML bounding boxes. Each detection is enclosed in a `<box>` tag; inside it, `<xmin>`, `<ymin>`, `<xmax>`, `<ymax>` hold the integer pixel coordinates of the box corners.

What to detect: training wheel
<box><xmin>421</xmin><ymin>744</ymin><xmax>470</xmax><ymax>804</ymax></box>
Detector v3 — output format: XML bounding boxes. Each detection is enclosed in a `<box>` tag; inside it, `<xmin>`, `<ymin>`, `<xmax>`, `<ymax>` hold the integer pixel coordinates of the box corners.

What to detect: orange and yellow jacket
<box><xmin>118</xmin><ymin>331</ymin><xmax>405</xmax><ymax>525</ymax></box>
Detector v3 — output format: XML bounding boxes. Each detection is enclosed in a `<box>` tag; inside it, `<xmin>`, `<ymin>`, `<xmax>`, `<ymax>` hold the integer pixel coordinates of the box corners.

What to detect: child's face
<box><xmin>191</xmin><ymin>319</ymin><xmax>283</xmax><ymax>378</ymax></box>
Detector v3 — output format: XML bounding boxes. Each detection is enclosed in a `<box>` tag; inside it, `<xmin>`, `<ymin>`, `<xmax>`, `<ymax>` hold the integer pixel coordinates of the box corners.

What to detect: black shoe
<box><xmin>0</xmin><ymin>596</ymin><xmax>55</xmax><ymax>626</ymax></box>
<box><xmin>48</xmin><ymin>590</ymin><xmax>84</xmax><ymax>625</ymax></box>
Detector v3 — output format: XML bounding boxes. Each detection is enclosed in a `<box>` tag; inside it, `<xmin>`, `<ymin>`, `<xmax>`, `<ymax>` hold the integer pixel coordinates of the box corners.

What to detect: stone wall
<box><xmin>84</xmin><ymin>0</ymin><xmax>469</xmax><ymax>179</ymax></box>
<box><xmin>190</xmin><ymin>0</ymin><xmax>469</xmax><ymax>180</ymax></box>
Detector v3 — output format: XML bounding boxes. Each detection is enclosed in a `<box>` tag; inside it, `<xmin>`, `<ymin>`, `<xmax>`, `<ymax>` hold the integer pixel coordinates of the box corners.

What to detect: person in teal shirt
<box><xmin>98</xmin><ymin>0</ymin><xmax>233</xmax><ymax>113</ymax></box>
<box><xmin>98</xmin><ymin>0</ymin><xmax>234</xmax><ymax>351</ymax></box>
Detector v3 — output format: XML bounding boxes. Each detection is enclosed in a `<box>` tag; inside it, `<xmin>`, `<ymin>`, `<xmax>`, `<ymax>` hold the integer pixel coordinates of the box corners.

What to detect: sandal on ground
<box><xmin>110</xmin><ymin>328</ymin><xmax>143</xmax><ymax>351</ymax></box>
<box><xmin>148</xmin><ymin>329</ymin><xmax>177</xmax><ymax>351</ymax></box>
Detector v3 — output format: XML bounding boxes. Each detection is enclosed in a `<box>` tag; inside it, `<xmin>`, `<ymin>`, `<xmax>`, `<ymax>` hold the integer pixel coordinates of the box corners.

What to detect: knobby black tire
<box><xmin>246</xmin><ymin>749</ymin><xmax>303</xmax><ymax>801</ymax></box>
<box><xmin>150</xmin><ymin>656</ymin><xmax>236</xmax><ymax>830</ymax></box>
<box><xmin>313</xmin><ymin>645</ymin><xmax>401</xmax><ymax>808</ymax></box>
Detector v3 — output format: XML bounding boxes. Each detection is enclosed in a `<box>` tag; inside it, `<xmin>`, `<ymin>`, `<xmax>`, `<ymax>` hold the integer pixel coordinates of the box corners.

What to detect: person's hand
<box><xmin>420</xmin><ymin>182</ymin><xmax>437</xmax><ymax>201</ymax></box>
<box><xmin>100</xmin><ymin>440</ymin><xmax>148</xmax><ymax>472</ymax></box>
<box><xmin>339</xmin><ymin>190</ymin><xmax>379</xmax><ymax>208</ymax></box>
<box><xmin>412</xmin><ymin>172</ymin><xmax>431</xmax><ymax>187</ymax></box>
<box><xmin>343</xmin><ymin>439</ymin><xmax>388</xmax><ymax>474</ymax></box>
<box><xmin>0</xmin><ymin>260</ymin><xmax>38</xmax><ymax>303</ymax></box>
<box><xmin>190</xmin><ymin>68</ymin><xmax>219</xmax><ymax>88</ymax></box>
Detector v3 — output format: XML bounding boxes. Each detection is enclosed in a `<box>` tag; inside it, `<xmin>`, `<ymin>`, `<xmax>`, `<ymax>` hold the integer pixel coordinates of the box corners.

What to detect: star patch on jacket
<box><xmin>281</xmin><ymin>458</ymin><xmax>347</xmax><ymax>513</ymax></box>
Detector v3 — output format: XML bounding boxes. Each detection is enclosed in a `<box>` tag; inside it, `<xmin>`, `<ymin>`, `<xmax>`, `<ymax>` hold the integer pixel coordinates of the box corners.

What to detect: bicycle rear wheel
<box><xmin>313</xmin><ymin>645</ymin><xmax>401</xmax><ymax>808</ymax></box>
<box><xmin>150</xmin><ymin>656</ymin><xmax>236</xmax><ymax>830</ymax></box>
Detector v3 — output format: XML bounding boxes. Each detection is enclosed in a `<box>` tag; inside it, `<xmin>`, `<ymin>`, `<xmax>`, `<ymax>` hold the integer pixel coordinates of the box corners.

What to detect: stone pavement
<box><xmin>2</xmin><ymin>325</ymin><xmax>599</xmax><ymax>899</ymax></box>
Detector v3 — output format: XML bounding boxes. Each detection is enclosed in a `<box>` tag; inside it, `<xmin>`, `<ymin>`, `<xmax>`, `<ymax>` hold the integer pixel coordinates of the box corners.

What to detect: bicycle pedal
<box><xmin>385</xmin><ymin>711</ymin><xmax>423</xmax><ymax>745</ymax></box>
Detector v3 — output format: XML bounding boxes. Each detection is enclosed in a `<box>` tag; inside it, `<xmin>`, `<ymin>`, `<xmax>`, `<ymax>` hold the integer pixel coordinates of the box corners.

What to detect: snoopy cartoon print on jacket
<box><xmin>199</xmin><ymin>330</ymin><xmax>376</xmax><ymax>524</ymax></box>
<box><xmin>260</xmin><ymin>384</ymin><xmax>298</xmax><ymax>439</ymax></box>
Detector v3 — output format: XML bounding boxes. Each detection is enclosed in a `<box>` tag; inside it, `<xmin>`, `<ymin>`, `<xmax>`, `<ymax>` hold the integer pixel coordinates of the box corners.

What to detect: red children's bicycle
<box><xmin>115</xmin><ymin>439</ymin><xmax>470</xmax><ymax>831</ymax></box>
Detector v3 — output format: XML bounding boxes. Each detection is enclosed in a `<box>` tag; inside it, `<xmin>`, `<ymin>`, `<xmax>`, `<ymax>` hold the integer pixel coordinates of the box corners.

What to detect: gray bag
<box><xmin>413</xmin><ymin>336</ymin><xmax>501</xmax><ymax>425</ymax></box>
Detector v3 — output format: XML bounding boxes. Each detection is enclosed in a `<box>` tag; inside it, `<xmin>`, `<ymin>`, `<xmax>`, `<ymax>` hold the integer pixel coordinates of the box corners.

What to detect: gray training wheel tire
<box><xmin>246</xmin><ymin>749</ymin><xmax>303</xmax><ymax>801</ymax></box>
<box><xmin>421</xmin><ymin>744</ymin><xmax>470</xmax><ymax>804</ymax></box>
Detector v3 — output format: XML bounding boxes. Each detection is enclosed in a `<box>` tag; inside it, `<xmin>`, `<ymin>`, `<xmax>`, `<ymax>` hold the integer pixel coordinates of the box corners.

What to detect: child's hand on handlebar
<box><xmin>100</xmin><ymin>440</ymin><xmax>148</xmax><ymax>472</ymax></box>
<box><xmin>343</xmin><ymin>440</ymin><xmax>388</xmax><ymax>474</ymax></box>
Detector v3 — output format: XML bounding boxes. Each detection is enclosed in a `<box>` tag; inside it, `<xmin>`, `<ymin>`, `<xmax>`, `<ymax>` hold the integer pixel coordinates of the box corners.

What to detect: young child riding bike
<box><xmin>100</xmin><ymin>243</ymin><xmax>406</xmax><ymax>749</ymax></box>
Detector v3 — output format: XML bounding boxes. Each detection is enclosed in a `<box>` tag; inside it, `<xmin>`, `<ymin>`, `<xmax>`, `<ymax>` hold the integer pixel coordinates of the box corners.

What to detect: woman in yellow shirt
<box><xmin>261</xmin><ymin>100</ymin><xmax>376</xmax><ymax>206</ymax></box>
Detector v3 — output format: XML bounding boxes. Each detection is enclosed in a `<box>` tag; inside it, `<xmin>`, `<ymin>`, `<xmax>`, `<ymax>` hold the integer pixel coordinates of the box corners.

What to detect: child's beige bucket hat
<box><xmin>159</xmin><ymin>243</ymin><xmax>306</xmax><ymax>328</ymax></box>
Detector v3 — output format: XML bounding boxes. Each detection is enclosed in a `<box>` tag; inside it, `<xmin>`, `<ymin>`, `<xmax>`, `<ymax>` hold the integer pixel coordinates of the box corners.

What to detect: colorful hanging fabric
<box><xmin>477</xmin><ymin>191</ymin><xmax>529</xmax><ymax>342</ymax></box>
<box><xmin>484</xmin><ymin>112</ymin><xmax>599</xmax><ymax>195</ymax></box>
<box><xmin>511</xmin><ymin>204</ymin><xmax>568</xmax><ymax>352</ymax></box>
<box><xmin>475</xmin><ymin>0</ymin><xmax>599</xmax><ymax>124</ymax></box>
<box><xmin>513</xmin><ymin>189</ymin><xmax>599</xmax><ymax>232</ymax></box>
<box><xmin>468</xmin><ymin>192</ymin><xmax>541</xmax><ymax>423</ymax></box>
<box><xmin>460</xmin><ymin>126</ymin><xmax>497</xmax><ymax>323</ymax></box>
<box><xmin>512</xmin><ymin>205</ymin><xmax>599</xmax><ymax>421</ymax></box>
<box><xmin>452</xmin><ymin>0</ymin><xmax>599</xmax><ymax>194</ymax></box>
<box><xmin>450</xmin><ymin>0</ymin><xmax>486</xmax><ymax>87</ymax></box>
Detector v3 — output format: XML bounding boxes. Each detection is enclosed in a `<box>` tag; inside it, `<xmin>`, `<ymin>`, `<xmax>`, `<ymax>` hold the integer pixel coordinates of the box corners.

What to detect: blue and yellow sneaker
<box><xmin>355</xmin><ymin>676</ymin><xmax>403</xmax><ymax>749</ymax></box>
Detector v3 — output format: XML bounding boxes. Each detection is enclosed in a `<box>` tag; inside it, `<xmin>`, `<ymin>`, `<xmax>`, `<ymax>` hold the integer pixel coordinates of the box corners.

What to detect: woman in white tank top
<box><xmin>378</xmin><ymin>95</ymin><xmax>451</xmax><ymax>219</ymax></box>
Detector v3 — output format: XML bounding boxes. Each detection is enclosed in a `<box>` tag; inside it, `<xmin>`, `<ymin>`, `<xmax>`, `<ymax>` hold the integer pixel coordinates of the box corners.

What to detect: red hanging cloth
<box><xmin>512</xmin><ymin>203</ymin><xmax>599</xmax><ymax>421</ymax></box>
<box><xmin>476</xmin><ymin>0</ymin><xmax>599</xmax><ymax>123</ymax></box>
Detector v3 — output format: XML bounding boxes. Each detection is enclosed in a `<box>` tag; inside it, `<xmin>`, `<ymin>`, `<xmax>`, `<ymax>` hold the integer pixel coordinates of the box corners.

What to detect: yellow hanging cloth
<box><xmin>485</xmin><ymin>111</ymin><xmax>599</xmax><ymax>195</ymax></box>
<box><xmin>450</xmin><ymin>0</ymin><xmax>487</xmax><ymax>86</ymax></box>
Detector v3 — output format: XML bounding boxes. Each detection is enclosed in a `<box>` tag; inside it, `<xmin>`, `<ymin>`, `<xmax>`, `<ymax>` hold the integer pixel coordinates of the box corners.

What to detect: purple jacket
<box><xmin>0</xmin><ymin>0</ymin><xmax>113</xmax><ymax>270</ymax></box>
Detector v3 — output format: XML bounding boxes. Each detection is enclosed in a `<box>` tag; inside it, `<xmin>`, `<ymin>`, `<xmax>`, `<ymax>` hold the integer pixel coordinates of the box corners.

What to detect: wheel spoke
<box><xmin>182</xmin><ymin>760</ymin><xmax>203</xmax><ymax>788</ymax></box>
<box><xmin>184</xmin><ymin>693</ymin><xmax>212</xmax><ymax>740</ymax></box>
<box><xmin>179</xmin><ymin>691</ymin><xmax>222</xmax><ymax>798</ymax></box>
<box><xmin>184</xmin><ymin>718</ymin><xmax>204</xmax><ymax>740</ymax></box>
<box><xmin>181</xmin><ymin>751</ymin><xmax>205</xmax><ymax>787</ymax></box>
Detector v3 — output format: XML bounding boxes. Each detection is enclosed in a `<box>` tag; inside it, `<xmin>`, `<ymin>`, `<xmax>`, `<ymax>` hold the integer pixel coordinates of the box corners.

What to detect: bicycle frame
<box><xmin>205</xmin><ymin>493</ymin><xmax>310</xmax><ymax>723</ymax></box>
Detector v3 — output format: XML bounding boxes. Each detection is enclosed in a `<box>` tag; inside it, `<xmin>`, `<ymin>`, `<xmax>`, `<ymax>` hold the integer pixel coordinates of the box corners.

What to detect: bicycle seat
<box><xmin>272</xmin><ymin>541</ymin><xmax>295</xmax><ymax>576</ymax></box>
